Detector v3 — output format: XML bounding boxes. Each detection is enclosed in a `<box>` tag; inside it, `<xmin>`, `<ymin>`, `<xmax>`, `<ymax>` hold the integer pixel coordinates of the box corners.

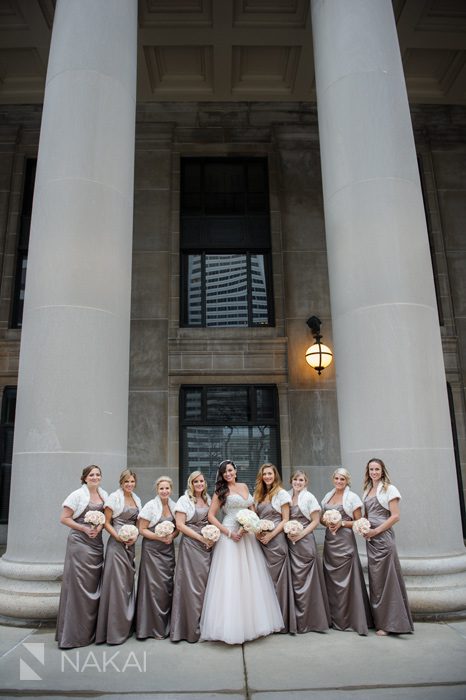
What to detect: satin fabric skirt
<box><xmin>364</xmin><ymin>497</ymin><xmax>413</xmax><ymax>634</ymax></box>
<box><xmin>288</xmin><ymin>507</ymin><xmax>330</xmax><ymax>633</ymax></box>
<box><xmin>322</xmin><ymin>504</ymin><xmax>373</xmax><ymax>635</ymax></box>
<box><xmin>136</xmin><ymin>519</ymin><xmax>175</xmax><ymax>640</ymax></box>
<box><xmin>95</xmin><ymin>508</ymin><xmax>138</xmax><ymax>645</ymax></box>
<box><xmin>170</xmin><ymin>507</ymin><xmax>212</xmax><ymax>643</ymax></box>
<box><xmin>256</xmin><ymin>501</ymin><xmax>297</xmax><ymax>634</ymax></box>
<box><xmin>55</xmin><ymin>507</ymin><xmax>104</xmax><ymax>649</ymax></box>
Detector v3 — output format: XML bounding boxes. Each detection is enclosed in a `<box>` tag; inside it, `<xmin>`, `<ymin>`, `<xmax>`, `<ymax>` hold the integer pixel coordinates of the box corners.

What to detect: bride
<box><xmin>200</xmin><ymin>460</ymin><xmax>284</xmax><ymax>644</ymax></box>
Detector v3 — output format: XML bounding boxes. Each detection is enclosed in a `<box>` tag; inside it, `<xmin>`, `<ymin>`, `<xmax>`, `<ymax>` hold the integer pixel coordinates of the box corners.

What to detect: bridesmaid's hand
<box><xmin>86</xmin><ymin>526</ymin><xmax>99</xmax><ymax>539</ymax></box>
<box><xmin>363</xmin><ymin>528</ymin><xmax>378</xmax><ymax>540</ymax></box>
<box><xmin>258</xmin><ymin>531</ymin><xmax>273</xmax><ymax>545</ymax></box>
<box><xmin>201</xmin><ymin>537</ymin><xmax>214</xmax><ymax>549</ymax></box>
<box><xmin>288</xmin><ymin>532</ymin><xmax>303</xmax><ymax>543</ymax></box>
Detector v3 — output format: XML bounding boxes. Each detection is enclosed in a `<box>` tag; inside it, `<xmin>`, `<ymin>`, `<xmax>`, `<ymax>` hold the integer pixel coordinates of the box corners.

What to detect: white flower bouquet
<box><xmin>322</xmin><ymin>509</ymin><xmax>342</xmax><ymax>527</ymax></box>
<box><xmin>118</xmin><ymin>524</ymin><xmax>139</xmax><ymax>543</ymax></box>
<box><xmin>258</xmin><ymin>519</ymin><xmax>275</xmax><ymax>532</ymax></box>
<box><xmin>201</xmin><ymin>524</ymin><xmax>221</xmax><ymax>542</ymax></box>
<box><xmin>284</xmin><ymin>519</ymin><xmax>304</xmax><ymax>542</ymax></box>
<box><xmin>84</xmin><ymin>511</ymin><xmax>105</xmax><ymax>528</ymax></box>
<box><xmin>352</xmin><ymin>517</ymin><xmax>371</xmax><ymax>536</ymax></box>
<box><xmin>154</xmin><ymin>521</ymin><xmax>175</xmax><ymax>538</ymax></box>
<box><xmin>236</xmin><ymin>509</ymin><xmax>261</xmax><ymax>534</ymax></box>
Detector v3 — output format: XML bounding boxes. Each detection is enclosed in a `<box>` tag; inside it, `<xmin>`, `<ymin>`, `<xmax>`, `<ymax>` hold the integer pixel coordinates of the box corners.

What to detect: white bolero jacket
<box><xmin>104</xmin><ymin>488</ymin><xmax>142</xmax><ymax>518</ymax></box>
<box><xmin>288</xmin><ymin>488</ymin><xmax>320</xmax><ymax>520</ymax></box>
<box><xmin>138</xmin><ymin>495</ymin><xmax>177</xmax><ymax>528</ymax></box>
<box><xmin>265</xmin><ymin>487</ymin><xmax>291</xmax><ymax>514</ymax></box>
<box><xmin>321</xmin><ymin>485</ymin><xmax>362</xmax><ymax>519</ymax></box>
<box><xmin>174</xmin><ymin>492</ymin><xmax>211</xmax><ymax>523</ymax></box>
<box><xmin>62</xmin><ymin>484</ymin><xmax>108</xmax><ymax>520</ymax></box>
<box><xmin>363</xmin><ymin>482</ymin><xmax>401</xmax><ymax>511</ymax></box>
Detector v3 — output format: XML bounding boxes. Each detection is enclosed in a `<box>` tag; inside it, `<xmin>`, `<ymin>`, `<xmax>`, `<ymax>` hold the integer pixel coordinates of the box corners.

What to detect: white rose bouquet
<box><xmin>352</xmin><ymin>517</ymin><xmax>371</xmax><ymax>536</ymax></box>
<box><xmin>154</xmin><ymin>521</ymin><xmax>175</xmax><ymax>538</ymax></box>
<box><xmin>284</xmin><ymin>519</ymin><xmax>304</xmax><ymax>543</ymax></box>
<box><xmin>84</xmin><ymin>511</ymin><xmax>105</xmax><ymax>529</ymax></box>
<box><xmin>236</xmin><ymin>509</ymin><xmax>261</xmax><ymax>534</ymax></box>
<box><xmin>201</xmin><ymin>524</ymin><xmax>221</xmax><ymax>542</ymax></box>
<box><xmin>322</xmin><ymin>509</ymin><xmax>342</xmax><ymax>528</ymax></box>
<box><xmin>258</xmin><ymin>519</ymin><xmax>275</xmax><ymax>532</ymax></box>
<box><xmin>118</xmin><ymin>523</ymin><xmax>139</xmax><ymax>546</ymax></box>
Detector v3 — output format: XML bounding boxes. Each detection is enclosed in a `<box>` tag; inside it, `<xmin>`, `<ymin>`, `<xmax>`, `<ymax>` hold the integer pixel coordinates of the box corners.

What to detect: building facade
<box><xmin>0</xmin><ymin>0</ymin><xmax>465</xmax><ymax>620</ymax></box>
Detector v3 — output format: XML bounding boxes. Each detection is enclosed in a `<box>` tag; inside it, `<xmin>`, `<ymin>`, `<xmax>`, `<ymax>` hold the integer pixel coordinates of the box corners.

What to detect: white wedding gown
<box><xmin>200</xmin><ymin>492</ymin><xmax>284</xmax><ymax>644</ymax></box>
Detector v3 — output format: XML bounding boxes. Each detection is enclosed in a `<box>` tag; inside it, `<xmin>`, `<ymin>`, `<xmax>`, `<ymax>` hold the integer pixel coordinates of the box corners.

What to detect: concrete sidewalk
<box><xmin>1</xmin><ymin>621</ymin><xmax>466</xmax><ymax>699</ymax></box>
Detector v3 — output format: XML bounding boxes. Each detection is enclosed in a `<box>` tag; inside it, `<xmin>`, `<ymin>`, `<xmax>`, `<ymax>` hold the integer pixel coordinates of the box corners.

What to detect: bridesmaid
<box><xmin>170</xmin><ymin>471</ymin><xmax>214</xmax><ymax>643</ymax></box>
<box><xmin>254</xmin><ymin>463</ymin><xmax>297</xmax><ymax>634</ymax></box>
<box><xmin>321</xmin><ymin>467</ymin><xmax>373</xmax><ymax>635</ymax></box>
<box><xmin>136</xmin><ymin>476</ymin><xmax>178</xmax><ymax>640</ymax></box>
<box><xmin>56</xmin><ymin>465</ymin><xmax>107</xmax><ymax>648</ymax></box>
<box><xmin>95</xmin><ymin>469</ymin><xmax>141</xmax><ymax>645</ymax></box>
<box><xmin>287</xmin><ymin>470</ymin><xmax>330</xmax><ymax>633</ymax></box>
<box><xmin>362</xmin><ymin>457</ymin><xmax>414</xmax><ymax>636</ymax></box>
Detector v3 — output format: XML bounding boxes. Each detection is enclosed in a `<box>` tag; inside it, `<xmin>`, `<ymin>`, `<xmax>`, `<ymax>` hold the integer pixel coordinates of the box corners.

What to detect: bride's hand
<box><xmin>231</xmin><ymin>530</ymin><xmax>243</xmax><ymax>542</ymax></box>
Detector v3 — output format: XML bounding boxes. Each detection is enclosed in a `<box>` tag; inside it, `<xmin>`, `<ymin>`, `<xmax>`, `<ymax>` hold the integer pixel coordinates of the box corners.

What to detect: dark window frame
<box><xmin>11</xmin><ymin>158</ymin><xmax>37</xmax><ymax>329</ymax></box>
<box><xmin>0</xmin><ymin>386</ymin><xmax>16</xmax><ymax>524</ymax></box>
<box><xmin>180</xmin><ymin>157</ymin><xmax>275</xmax><ymax>328</ymax></box>
<box><xmin>179</xmin><ymin>384</ymin><xmax>281</xmax><ymax>491</ymax></box>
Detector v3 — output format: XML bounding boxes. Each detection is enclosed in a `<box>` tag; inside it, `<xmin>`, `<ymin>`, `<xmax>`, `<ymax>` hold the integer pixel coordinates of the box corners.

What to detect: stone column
<box><xmin>0</xmin><ymin>0</ymin><xmax>137</xmax><ymax>620</ymax></box>
<box><xmin>311</xmin><ymin>0</ymin><xmax>466</xmax><ymax>615</ymax></box>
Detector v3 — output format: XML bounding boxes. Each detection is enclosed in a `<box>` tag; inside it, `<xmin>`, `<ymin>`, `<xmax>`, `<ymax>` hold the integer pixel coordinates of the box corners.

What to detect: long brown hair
<box><xmin>253</xmin><ymin>463</ymin><xmax>282</xmax><ymax>504</ymax></box>
<box><xmin>363</xmin><ymin>458</ymin><xmax>391</xmax><ymax>493</ymax></box>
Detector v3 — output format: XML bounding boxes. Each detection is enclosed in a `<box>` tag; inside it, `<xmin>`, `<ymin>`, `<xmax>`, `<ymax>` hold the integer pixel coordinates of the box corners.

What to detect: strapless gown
<box><xmin>200</xmin><ymin>492</ymin><xmax>284</xmax><ymax>644</ymax></box>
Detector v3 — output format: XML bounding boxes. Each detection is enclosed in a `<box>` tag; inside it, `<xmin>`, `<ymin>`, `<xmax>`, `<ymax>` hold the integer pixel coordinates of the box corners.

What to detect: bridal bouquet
<box><xmin>118</xmin><ymin>524</ymin><xmax>139</xmax><ymax>543</ymax></box>
<box><xmin>236</xmin><ymin>509</ymin><xmax>261</xmax><ymax>534</ymax></box>
<box><xmin>284</xmin><ymin>519</ymin><xmax>304</xmax><ymax>542</ymax></box>
<box><xmin>258</xmin><ymin>519</ymin><xmax>275</xmax><ymax>532</ymax></box>
<box><xmin>84</xmin><ymin>511</ymin><xmax>105</xmax><ymax>528</ymax></box>
<box><xmin>201</xmin><ymin>524</ymin><xmax>221</xmax><ymax>542</ymax></box>
<box><xmin>322</xmin><ymin>509</ymin><xmax>342</xmax><ymax>527</ymax></box>
<box><xmin>352</xmin><ymin>517</ymin><xmax>371</xmax><ymax>536</ymax></box>
<box><xmin>154</xmin><ymin>521</ymin><xmax>175</xmax><ymax>538</ymax></box>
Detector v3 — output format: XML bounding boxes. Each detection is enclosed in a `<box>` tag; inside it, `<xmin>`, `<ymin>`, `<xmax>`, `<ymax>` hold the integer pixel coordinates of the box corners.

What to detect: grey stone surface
<box><xmin>1</xmin><ymin>623</ymin><xmax>465</xmax><ymax>699</ymax></box>
<box><xmin>129</xmin><ymin>319</ymin><xmax>168</xmax><ymax>390</ymax></box>
<box><xmin>447</xmin><ymin>252</ymin><xmax>466</xmax><ymax>317</ymax></box>
<box><xmin>288</xmin><ymin>389</ymin><xmax>340</xmax><ymax>467</ymax></box>
<box><xmin>133</xmin><ymin>189</ymin><xmax>170</xmax><ymax>251</ymax></box>
<box><xmin>128</xmin><ymin>390</ymin><xmax>168</xmax><ymax>467</ymax></box>
<box><xmin>283</xmin><ymin>251</ymin><xmax>331</xmax><ymax>318</ymax></box>
<box><xmin>438</xmin><ymin>190</ymin><xmax>466</xmax><ymax>249</ymax></box>
<box><xmin>432</xmin><ymin>149</ymin><xmax>466</xmax><ymax>190</ymax></box>
<box><xmin>134</xmin><ymin>150</ymin><xmax>171</xmax><ymax>190</ymax></box>
<box><xmin>131</xmin><ymin>251</ymin><xmax>169</xmax><ymax>319</ymax></box>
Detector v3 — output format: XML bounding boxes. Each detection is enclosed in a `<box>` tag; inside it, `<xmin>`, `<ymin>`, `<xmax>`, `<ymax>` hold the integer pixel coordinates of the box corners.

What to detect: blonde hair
<box><xmin>332</xmin><ymin>467</ymin><xmax>351</xmax><ymax>487</ymax></box>
<box><xmin>254</xmin><ymin>463</ymin><xmax>283</xmax><ymax>504</ymax></box>
<box><xmin>186</xmin><ymin>471</ymin><xmax>209</xmax><ymax>503</ymax></box>
<box><xmin>154</xmin><ymin>475</ymin><xmax>173</xmax><ymax>494</ymax></box>
<box><xmin>290</xmin><ymin>469</ymin><xmax>308</xmax><ymax>485</ymax></box>
<box><xmin>363</xmin><ymin>458</ymin><xmax>391</xmax><ymax>493</ymax></box>
<box><xmin>119</xmin><ymin>468</ymin><xmax>137</xmax><ymax>486</ymax></box>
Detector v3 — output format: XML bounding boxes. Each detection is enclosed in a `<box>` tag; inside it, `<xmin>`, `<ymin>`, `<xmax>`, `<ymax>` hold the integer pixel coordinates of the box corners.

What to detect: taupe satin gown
<box><xmin>95</xmin><ymin>506</ymin><xmax>139</xmax><ymax>645</ymax></box>
<box><xmin>256</xmin><ymin>501</ymin><xmax>297</xmax><ymax>634</ymax></box>
<box><xmin>288</xmin><ymin>505</ymin><xmax>330</xmax><ymax>633</ymax></box>
<box><xmin>170</xmin><ymin>505</ymin><xmax>212</xmax><ymax>643</ymax></box>
<box><xmin>136</xmin><ymin>514</ymin><xmax>176</xmax><ymax>639</ymax></box>
<box><xmin>322</xmin><ymin>503</ymin><xmax>373</xmax><ymax>635</ymax></box>
<box><xmin>55</xmin><ymin>502</ymin><xmax>105</xmax><ymax>649</ymax></box>
<box><xmin>364</xmin><ymin>496</ymin><xmax>414</xmax><ymax>634</ymax></box>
